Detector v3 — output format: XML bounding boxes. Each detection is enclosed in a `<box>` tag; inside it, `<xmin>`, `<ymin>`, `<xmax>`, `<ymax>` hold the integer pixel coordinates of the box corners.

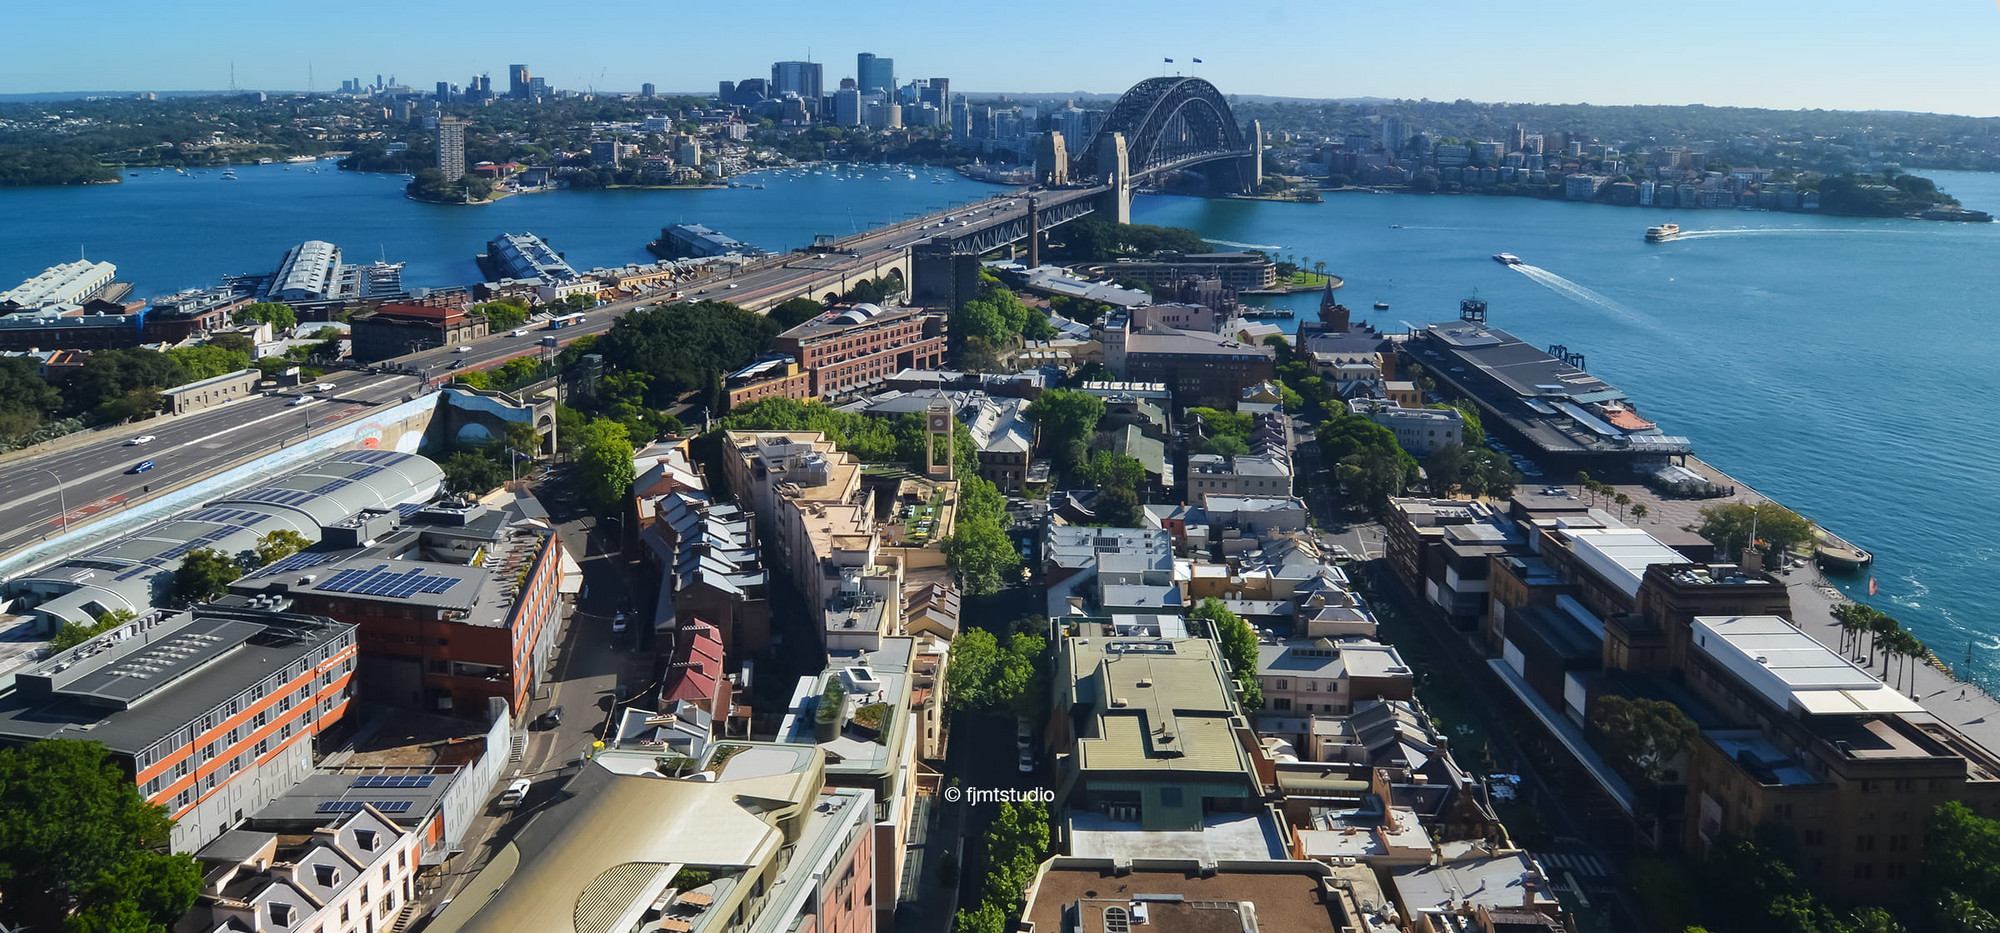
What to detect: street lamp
<box><xmin>36</xmin><ymin>468</ymin><xmax>68</xmax><ymax>536</ymax></box>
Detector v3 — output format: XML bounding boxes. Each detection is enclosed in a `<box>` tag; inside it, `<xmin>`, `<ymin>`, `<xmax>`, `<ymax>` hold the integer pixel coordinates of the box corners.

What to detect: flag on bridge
<box><xmin>1192</xmin><ymin>58</ymin><xmax>1204</xmax><ymax>63</ymax></box>
<box><xmin>1164</xmin><ymin>58</ymin><xmax>1174</xmax><ymax>63</ymax></box>
<box><xmin>1869</xmin><ymin>577</ymin><xmax>1879</xmax><ymax>596</ymax></box>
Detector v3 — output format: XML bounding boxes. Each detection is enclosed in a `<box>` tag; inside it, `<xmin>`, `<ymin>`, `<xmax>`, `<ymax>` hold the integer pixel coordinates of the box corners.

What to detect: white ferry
<box><xmin>1644</xmin><ymin>222</ymin><xmax>1682</xmax><ymax>242</ymax></box>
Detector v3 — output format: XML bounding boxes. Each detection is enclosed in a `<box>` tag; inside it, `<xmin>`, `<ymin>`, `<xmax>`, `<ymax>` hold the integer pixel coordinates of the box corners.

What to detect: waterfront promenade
<box><xmin>1597</xmin><ymin>459</ymin><xmax>2000</xmax><ymax>753</ymax></box>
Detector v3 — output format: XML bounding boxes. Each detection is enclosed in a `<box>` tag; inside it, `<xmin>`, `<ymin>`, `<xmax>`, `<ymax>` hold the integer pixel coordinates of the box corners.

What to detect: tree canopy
<box><xmin>233</xmin><ymin>301</ymin><xmax>297</xmax><ymax>331</ymax></box>
<box><xmin>1192</xmin><ymin>598</ymin><xmax>1263</xmax><ymax>710</ymax></box>
<box><xmin>1024</xmin><ymin>388</ymin><xmax>1104</xmax><ymax>469</ymax></box>
<box><xmin>572</xmin><ymin>418</ymin><xmax>636</xmax><ymax>511</ymax></box>
<box><xmin>173</xmin><ymin>547</ymin><xmax>242</xmax><ymax>603</ymax></box>
<box><xmin>1589</xmin><ymin>694</ymin><xmax>1696</xmax><ymax>788</ymax></box>
<box><xmin>1692</xmin><ymin>501</ymin><xmax>1814</xmax><ymax>562</ymax></box>
<box><xmin>0</xmin><ymin>739</ymin><xmax>201</xmax><ymax>933</ymax></box>
<box><xmin>943</xmin><ymin>628</ymin><xmax>1042</xmax><ymax>717</ymax></box>
<box><xmin>594</xmin><ymin>301</ymin><xmax>780</xmax><ymax>404</ymax></box>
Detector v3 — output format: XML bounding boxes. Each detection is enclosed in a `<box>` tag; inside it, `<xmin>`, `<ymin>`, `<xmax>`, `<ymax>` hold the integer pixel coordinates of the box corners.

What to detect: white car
<box><xmin>289</xmin><ymin>396</ymin><xmax>314</xmax><ymax>407</ymax></box>
<box><xmin>510</xmin><ymin>329</ymin><xmax>528</xmax><ymax>337</ymax></box>
<box><xmin>125</xmin><ymin>435</ymin><xmax>156</xmax><ymax>446</ymax></box>
<box><xmin>1017</xmin><ymin>750</ymin><xmax>1035</xmax><ymax>774</ymax></box>
<box><xmin>454</xmin><ymin>346</ymin><xmax>473</xmax><ymax>353</ymax></box>
<box><xmin>497</xmin><ymin>778</ymin><xmax>531</xmax><ymax>809</ymax></box>
<box><xmin>612</xmin><ymin>612</ymin><xmax>628</xmax><ymax>634</ymax></box>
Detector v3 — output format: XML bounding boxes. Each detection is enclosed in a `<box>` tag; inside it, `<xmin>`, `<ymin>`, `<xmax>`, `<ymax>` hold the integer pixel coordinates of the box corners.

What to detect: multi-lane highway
<box><xmin>0</xmin><ymin>188</ymin><xmax>1046</xmax><ymax>561</ymax></box>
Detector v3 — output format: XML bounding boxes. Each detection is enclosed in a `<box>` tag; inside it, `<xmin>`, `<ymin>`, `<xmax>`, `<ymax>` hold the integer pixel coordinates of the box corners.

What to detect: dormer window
<box><xmin>356</xmin><ymin>829</ymin><xmax>379</xmax><ymax>851</ymax></box>
<box><xmin>314</xmin><ymin>864</ymin><xmax>340</xmax><ymax>887</ymax></box>
<box><xmin>268</xmin><ymin>903</ymin><xmax>294</xmax><ymax>926</ymax></box>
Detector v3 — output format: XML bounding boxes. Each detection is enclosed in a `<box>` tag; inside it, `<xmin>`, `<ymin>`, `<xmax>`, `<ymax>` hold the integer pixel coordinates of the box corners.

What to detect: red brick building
<box><xmin>727</xmin><ymin>304</ymin><xmax>947</xmax><ymax>405</ymax></box>
<box><xmin>232</xmin><ymin>500</ymin><xmax>567</xmax><ymax>718</ymax></box>
<box><xmin>349</xmin><ymin>303</ymin><xmax>490</xmax><ymax>362</ymax></box>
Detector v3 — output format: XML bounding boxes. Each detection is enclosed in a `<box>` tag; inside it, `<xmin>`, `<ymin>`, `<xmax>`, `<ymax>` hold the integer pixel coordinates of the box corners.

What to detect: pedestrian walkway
<box><xmin>1533</xmin><ymin>851</ymin><xmax>1610</xmax><ymax>879</ymax></box>
<box><xmin>1783</xmin><ymin>569</ymin><xmax>2000</xmax><ymax>756</ymax></box>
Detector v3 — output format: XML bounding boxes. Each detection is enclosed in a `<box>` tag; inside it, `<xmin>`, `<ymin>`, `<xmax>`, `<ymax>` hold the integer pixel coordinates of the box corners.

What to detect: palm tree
<box><xmin>1614</xmin><ymin>492</ymin><xmax>1632</xmax><ymax>520</ymax></box>
<box><xmin>1833</xmin><ymin>604</ymin><xmax>1866</xmax><ymax>658</ymax></box>
<box><xmin>1868</xmin><ymin>612</ymin><xmax>1901</xmax><ymax>678</ymax></box>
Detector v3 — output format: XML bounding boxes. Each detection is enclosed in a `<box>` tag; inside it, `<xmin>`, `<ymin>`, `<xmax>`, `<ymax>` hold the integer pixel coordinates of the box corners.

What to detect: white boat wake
<box><xmin>1205</xmin><ymin>238</ymin><xmax>1285</xmax><ymax>251</ymax></box>
<box><xmin>1509</xmin><ymin>263</ymin><xmax>1678</xmax><ymax>341</ymax></box>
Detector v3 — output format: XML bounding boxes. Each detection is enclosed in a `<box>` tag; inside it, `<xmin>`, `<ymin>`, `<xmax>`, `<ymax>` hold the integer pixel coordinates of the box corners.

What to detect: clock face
<box><xmin>931</xmin><ymin>414</ymin><xmax>950</xmax><ymax>430</ymax></box>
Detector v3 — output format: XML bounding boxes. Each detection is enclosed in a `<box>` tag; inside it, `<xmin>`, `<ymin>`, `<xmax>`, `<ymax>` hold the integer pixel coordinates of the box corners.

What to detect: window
<box><xmin>1857</xmin><ymin>835</ymin><xmax>1876</xmax><ymax>852</ymax></box>
<box><xmin>269</xmin><ymin>903</ymin><xmax>294</xmax><ymax>926</ymax></box>
<box><xmin>1854</xmin><ymin>863</ymin><xmax>1874</xmax><ymax>880</ymax></box>
<box><xmin>1273</xmin><ymin>698</ymin><xmax>1292</xmax><ymax>711</ymax></box>
<box><xmin>1274</xmin><ymin>679</ymin><xmax>1288</xmax><ymax>690</ymax></box>
<box><xmin>316</xmin><ymin>864</ymin><xmax>340</xmax><ymax>887</ymax></box>
<box><xmin>1103</xmin><ymin>907</ymin><xmax>1132</xmax><ymax>933</ymax></box>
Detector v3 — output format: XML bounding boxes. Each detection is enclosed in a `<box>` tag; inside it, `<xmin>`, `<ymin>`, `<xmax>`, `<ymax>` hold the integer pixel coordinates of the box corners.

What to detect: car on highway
<box><xmin>454</xmin><ymin>346</ymin><xmax>472</xmax><ymax>353</ymax></box>
<box><xmin>124</xmin><ymin>435</ymin><xmax>155</xmax><ymax>446</ymax></box>
<box><xmin>510</xmin><ymin>329</ymin><xmax>528</xmax><ymax>337</ymax></box>
<box><xmin>308</xmin><ymin>383</ymin><xmax>334</xmax><ymax>392</ymax></box>
<box><xmin>726</xmin><ymin>283</ymin><xmax>738</xmax><ymax>289</ymax></box>
<box><xmin>289</xmin><ymin>396</ymin><xmax>314</xmax><ymax>407</ymax></box>
<box><xmin>128</xmin><ymin>460</ymin><xmax>154</xmax><ymax>474</ymax></box>
<box><xmin>497</xmin><ymin>778</ymin><xmax>532</xmax><ymax>809</ymax></box>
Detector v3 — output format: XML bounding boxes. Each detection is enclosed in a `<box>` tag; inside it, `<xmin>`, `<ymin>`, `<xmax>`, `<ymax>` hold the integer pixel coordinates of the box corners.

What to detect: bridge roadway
<box><xmin>0</xmin><ymin>186</ymin><xmax>1105</xmax><ymax>564</ymax></box>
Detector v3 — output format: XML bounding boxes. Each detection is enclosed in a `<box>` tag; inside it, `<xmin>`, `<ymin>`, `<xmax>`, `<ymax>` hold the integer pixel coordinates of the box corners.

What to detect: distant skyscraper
<box><xmin>718</xmin><ymin>80</ymin><xmax>736</xmax><ymax>102</ymax></box>
<box><xmin>1509</xmin><ymin>122</ymin><xmax>1527</xmax><ymax>153</ymax></box>
<box><xmin>509</xmin><ymin>64</ymin><xmax>530</xmax><ymax>99</ymax></box>
<box><xmin>437</xmin><ymin>117</ymin><xmax>467</xmax><ymax>181</ymax></box>
<box><xmin>435</xmin><ymin>81</ymin><xmax>451</xmax><ymax>101</ymax></box>
<box><xmin>527</xmin><ymin>77</ymin><xmax>547</xmax><ymax>99</ymax></box>
<box><xmin>771</xmin><ymin>61</ymin><xmax>823</xmax><ymax>104</ymax></box>
<box><xmin>641</xmin><ymin>82</ymin><xmax>656</xmax><ymax>98</ymax></box>
<box><xmin>834</xmin><ymin>88</ymin><xmax>863</xmax><ymax>127</ymax></box>
<box><xmin>857</xmin><ymin>53</ymin><xmax>895</xmax><ymax>96</ymax></box>
<box><xmin>1381</xmin><ymin>116</ymin><xmax>1408</xmax><ymax>155</ymax></box>
<box><xmin>921</xmin><ymin>78</ymin><xmax>949</xmax><ymax>111</ymax></box>
<box><xmin>471</xmin><ymin>74</ymin><xmax>491</xmax><ymax>100</ymax></box>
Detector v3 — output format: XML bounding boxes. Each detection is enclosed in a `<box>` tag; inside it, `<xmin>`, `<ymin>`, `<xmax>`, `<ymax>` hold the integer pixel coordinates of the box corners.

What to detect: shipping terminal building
<box><xmin>1407</xmin><ymin>301</ymin><xmax>1692</xmax><ymax>474</ymax></box>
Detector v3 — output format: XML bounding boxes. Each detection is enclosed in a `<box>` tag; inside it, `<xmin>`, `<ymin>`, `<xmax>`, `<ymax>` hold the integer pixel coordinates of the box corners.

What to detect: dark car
<box><xmin>538</xmin><ymin>706</ymin><xmax>564</xmax><ymax>730</ymax></box>
<box><xmin>129</xmin><ymin>460</ymin><xmax>154</xmax><ymax>474</ymax></box>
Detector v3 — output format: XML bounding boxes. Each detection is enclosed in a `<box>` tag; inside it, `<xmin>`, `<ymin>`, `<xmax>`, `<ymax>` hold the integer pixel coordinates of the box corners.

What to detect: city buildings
<box><xmin>423</xmin><ymin>744</ymin><xmax>876</xmax><ymax>933</ymax></box>
<box><xmin>779</xmin><ymin>639</ymin><xmax>924</xmax><ymax>929</ymax></box>
<box><xmin>0</xmin><ymin>606</ymin><xmax>359</xmax><ymax>852</ymax></box>
<box><xmin>437</xmin><ymin>116</ymin><xmax>466</xmax><ymax>180</ymax></box>
<box><xmin>856</xmin><ymin>52</ymin><xmax>894</xmax><ymax>96</ymax></box>
<box><xmin>266</xmin><ymin>241</ymin><xmax>405</xmax><ymax>304</ymax></box>
<box><xmin>0</xmin><ymin>259</ymin><xmax>118</xmax><ymax>311</ymax></box>
<box><xmin>771</xmin><ymin>61</ymin><xmax>824</xmax><ymax>108</ymax></box>
<box><xmin>1049</xmin><ymin>636</ymin><xmax>1280</xmax><ymax>851</ymax></box>
<box><xmin>507</xmin><ymin>64</ymin><xmax>530</xmax><ymax>100</ymax></box>
<box><xmin>649</xmin><ymin>223</ymin><xmax>767</xmax><ymax>261</ymax></box>
<box><xmin>348</xmin><ymin>302</ymin><xmax>489</xmax><ymax>362</ymax></box>
<box><xmin>727</xmin><ymin>304</ymin><xmax>947</xmax><ymax>404</ymax></box>
<box><xmin>477</xmin><ymin>232</ymin><xmax>577</xmax><ymax>283</ymax></box>
<box><xmin>1100</xmin><ymin>312</ymin><xmax>1277</xmax><ymax>408</ymax></box>
<box><xmin>837</xmin><ymin>388</ymin><xmax>1034</xmax><ymax>492</ymax></box>
<box><xmin>1081</xmin><ymin>251</ymin><xmax>1278</xmax><ymax>291</ymax></box>
<box><xmin>183</xmin><ymin>804</ymin><xmax>421</xmax><ymax>933</ymax></box>
<box><xmin>7</xmin><ymin>450</ymin><xmax>444</xmax><ymax>629</ymax></box>
<box><xmin>229</xmin><ymin>495</ymin><xmax>570</xmax><ymax>718</ymax></box>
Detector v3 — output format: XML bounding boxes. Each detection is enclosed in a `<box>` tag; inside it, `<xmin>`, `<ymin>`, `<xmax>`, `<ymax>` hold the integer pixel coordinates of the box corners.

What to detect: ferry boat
<box><xmin>1373</xmin><ymin>301</ymin><xmax>1391</xmax><ymax>310</ymax></box>
<box><xmin>1492</xmin><ymin>253</ymin><xmax>1523</xmax><ymax>265</ymax></box>
<box><xmin>1644</xmin><ymin>223</ymin><xmax>1682</xmax><ymax>242</ymax></box>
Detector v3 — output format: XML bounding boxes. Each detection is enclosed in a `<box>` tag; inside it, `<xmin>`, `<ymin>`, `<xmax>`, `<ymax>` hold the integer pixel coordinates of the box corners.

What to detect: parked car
<box><xmin>1017</xmin><ymin>750</ymin><xmax>1035</xmax><ymax>774</ymax></box>
<box><xmin>538</xmin><ymin>706</ymin><xmax>564</xmax><ymax>730</ymax></box>
<box><xmin>1016</xmin><ymin>718</ymin><xmax>1033</xmax><ymax>751</ymax></box>
<box><xmin>612</xmin><ymin>612</ymin><xmax>628</xmax><ymax>634</ymax></box>
<box><xmin>128</xmin><ymin>460</ymin><xmax>154</xmax><ymax>474</ymax></box>
<box><xmin>497</xmin><ymin>778</ymin><xmax>531</xmax><ymax>809</ymax></box>
<box><xmin>125</xmin><ymin>435</ymin><xmax>155</xmax><ymax>446</ymax></box>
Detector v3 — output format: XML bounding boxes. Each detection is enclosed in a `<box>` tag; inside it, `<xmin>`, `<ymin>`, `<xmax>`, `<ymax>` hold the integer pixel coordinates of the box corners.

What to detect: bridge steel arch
<box><xmin>1070</xmin><ymin>77</ymin><xmax>1250</xmax><ymax>185</ymax></box>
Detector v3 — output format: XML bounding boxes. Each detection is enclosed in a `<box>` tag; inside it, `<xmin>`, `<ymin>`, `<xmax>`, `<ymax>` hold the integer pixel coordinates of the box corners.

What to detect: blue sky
<box><xmin>10</xmin><ymin>0</ymin><xmax>2000</xmax><ymax>115</ymax></box>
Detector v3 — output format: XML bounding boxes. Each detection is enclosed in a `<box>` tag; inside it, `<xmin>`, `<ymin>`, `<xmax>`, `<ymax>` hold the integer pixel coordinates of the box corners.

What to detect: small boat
<box><xmin>1373</xmin><ymin>301</ymin><xmax>1390</xmax><ymax>310</ymax></box>
<box><xmin>1493</xmin><ymin>253</ymin><xmax>1523</xmax><ymax>265</ymax></box>
<box><xmin>1389</xmin><ymin>224</ymin><xmax>1403</xmax><ymax>229</ymax></box>
<box><xmin>1644</xmin><ymin>223</ymin><xmax>1681</xmax><ymax>242</ymax></box>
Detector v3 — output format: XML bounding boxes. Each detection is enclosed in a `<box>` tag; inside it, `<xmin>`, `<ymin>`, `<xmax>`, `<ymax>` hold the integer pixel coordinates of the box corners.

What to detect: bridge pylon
<box><xmin>1097</xmin><ymin>131</ymin><xmax>1131</xmax><ymax>225</ymax></box>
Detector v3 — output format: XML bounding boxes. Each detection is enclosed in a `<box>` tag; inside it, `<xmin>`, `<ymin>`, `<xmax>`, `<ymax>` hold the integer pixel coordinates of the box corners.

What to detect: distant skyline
<box><xmin>9</xmin><ymin>0</ymin><xmax>2000</xmax><ymax>117</ymax></box>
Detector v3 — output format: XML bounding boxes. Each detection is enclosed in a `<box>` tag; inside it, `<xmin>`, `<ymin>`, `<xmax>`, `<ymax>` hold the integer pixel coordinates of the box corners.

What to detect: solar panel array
<box><xmin>262</xmin><ymin>550</ymin><xmax>338</xmax><ymax>576</ymax></box>
<box><xmin>308</xmin><ymin>478</ymin><xmax>354</xmax><ymax>496</ymax></box>
<box><xmin>239</xmin><ymin>488</ymin><xmax>320</xmax><ymax>507</ymax></box>
<box><xmin>350</xmin><ymin>450</ymin><xmax>402</xmax><ymax>465</ymax></box>
<box><xmin>351</xmin><ymin>774</ymin><xmax>434</xmax><ymax>789</ymax></box>
<box><xmin>181</xmin><ymin>507</ymin><xmax>268</xmax><ymax>525</ymax></box>
<box><xmin>317</xmin><ymin>800</ymin><xmax>414</xmax><ymax>814</ymax></box>
<box><xmin>315</xmin><ymin>564</ymin><xmax>464</xmax><ymax>598</ymax></box>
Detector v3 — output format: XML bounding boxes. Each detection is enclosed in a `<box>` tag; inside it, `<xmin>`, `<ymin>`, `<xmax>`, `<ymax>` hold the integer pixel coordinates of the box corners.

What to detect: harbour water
<box><xmin>3</xmin><ymin>163</ymin><xmax>1998</xmax><ymax>687</ymax></box>
<box><xmin>0</xmin><ymin>162</ymin><xmax>993</xmax><ymax>296</ymax></box>
<box><xmin>1137</xmin><ymin>173</ymin><xmax>2000</xmax><ymax>689</ymax></box>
